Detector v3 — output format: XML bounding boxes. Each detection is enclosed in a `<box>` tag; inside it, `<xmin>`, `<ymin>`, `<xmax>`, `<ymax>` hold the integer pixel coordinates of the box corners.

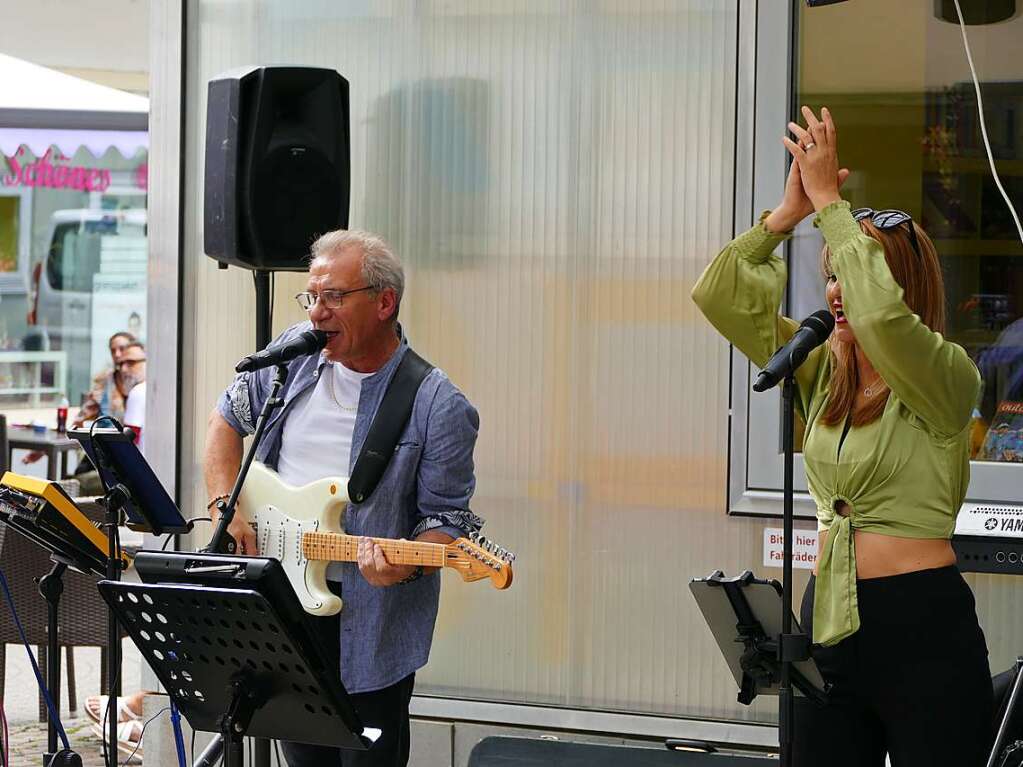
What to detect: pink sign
<box><xmin>134</xmin><ymin>162</ymin><xmax>148</xmax><ymax>191</ymax></box>
<box><xmin>2</xmin><ymin>147</ymin><xmax>111</xmax><ymax>192</ymax></box>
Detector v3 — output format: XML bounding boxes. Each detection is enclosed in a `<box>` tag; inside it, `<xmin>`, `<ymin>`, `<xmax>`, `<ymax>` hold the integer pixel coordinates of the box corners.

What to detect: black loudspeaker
<box><xmin>204</xmin><ymin>66</ymin><xmax>350</xmax><ymax>271</ymax></box>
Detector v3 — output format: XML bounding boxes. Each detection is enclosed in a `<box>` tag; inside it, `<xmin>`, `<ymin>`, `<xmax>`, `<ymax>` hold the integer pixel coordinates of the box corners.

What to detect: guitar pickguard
<box><xmin>239</xmin><ymin>463</ymin><xmax>348</xmax><ymax>616</ymax></box>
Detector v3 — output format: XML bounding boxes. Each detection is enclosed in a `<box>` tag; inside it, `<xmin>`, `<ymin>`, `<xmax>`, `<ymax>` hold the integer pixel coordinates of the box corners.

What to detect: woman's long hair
<box><xmin>819</xmin><ymin>218</ymin><xmax>946</xmax><ymax>427</ymax></box>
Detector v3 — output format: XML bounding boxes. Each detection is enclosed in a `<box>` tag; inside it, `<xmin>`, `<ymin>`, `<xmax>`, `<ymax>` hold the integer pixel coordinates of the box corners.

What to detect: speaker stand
<box><xmin>253</xmin><ymin>271</ymin><xmax>272</xmax><ymax>350</ymax></box>
<box><xmin>251</xmin><ymin>267</ymin><xmax>272</xmax><ymax>767</ymax></box>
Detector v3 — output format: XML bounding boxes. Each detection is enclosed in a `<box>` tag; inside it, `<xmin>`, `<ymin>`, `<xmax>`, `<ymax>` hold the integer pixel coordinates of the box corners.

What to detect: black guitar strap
<box><xmin>347</xmin><ymin>349</ymin><xmax>434</xmax><ymax>503</ymax></box>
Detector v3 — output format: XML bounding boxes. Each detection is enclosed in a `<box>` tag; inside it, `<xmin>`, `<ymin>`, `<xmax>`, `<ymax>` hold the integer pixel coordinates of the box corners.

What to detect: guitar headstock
<box><xmin>444</xmin><ymin>532</ymin><xmax>514</xmax><ymax>589</ymax></box>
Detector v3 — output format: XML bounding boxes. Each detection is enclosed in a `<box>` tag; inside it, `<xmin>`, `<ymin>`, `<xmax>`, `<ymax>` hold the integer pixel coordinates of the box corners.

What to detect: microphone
<box><xmin>235</xmin><ymin>329</ymin><xmax>329</xmax><ymax>373</ymax></box>
<box><xmin>753</xmin><ymin>310</ymin><xmax>835</xmax><ymax>392</ymax></box>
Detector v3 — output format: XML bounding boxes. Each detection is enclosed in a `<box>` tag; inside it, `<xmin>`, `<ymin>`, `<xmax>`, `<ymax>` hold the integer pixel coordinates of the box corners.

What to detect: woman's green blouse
<box><xmin>692</xmin><ymin>200</ymin><xmax>981</xmax><ymax>647</ymax></box>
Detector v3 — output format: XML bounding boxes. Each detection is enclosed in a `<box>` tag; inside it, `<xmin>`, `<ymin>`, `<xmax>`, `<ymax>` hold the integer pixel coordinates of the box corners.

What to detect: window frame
<box><xmin>0</xmin><ymin>185</ymin><xmax>33</xmax><ymax>294</ymax></box>
<box><xmin>727</xmin><ymin>0</ymin><xmax>1023</xmax><ymax>519</ymax></box>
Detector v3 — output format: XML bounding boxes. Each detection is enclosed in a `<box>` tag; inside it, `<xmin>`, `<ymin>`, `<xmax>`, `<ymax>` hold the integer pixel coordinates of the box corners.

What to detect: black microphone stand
<box><xmin>204</xmin><ymin>363</ymin><xmax>288</xmax><ymax>555</ymax></box>
<box><xmin>777</xmin><ymin>373</ymin><xmax>811</xmax><ymax>767</ymax></box>
<box><xmin>198</xmin><ymin>362</ymin><xmax>287</xmax><ymax>766</ymax></box>
<box><xmin>102</xmin><ymin>482</ymin><xmax>131</xmax><ymax>767</ymax></box>
<box><xmin>200</xmin><ymin>270</ymin><xmax>276</xmax><ymax>766</ymax></box>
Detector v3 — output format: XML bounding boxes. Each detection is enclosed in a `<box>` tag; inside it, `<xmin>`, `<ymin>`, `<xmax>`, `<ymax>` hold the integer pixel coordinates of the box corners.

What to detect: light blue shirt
<box><xmin>216</xmin><ymin>322</ymin><xmax>482</xmax><ymax>692</ymax></box>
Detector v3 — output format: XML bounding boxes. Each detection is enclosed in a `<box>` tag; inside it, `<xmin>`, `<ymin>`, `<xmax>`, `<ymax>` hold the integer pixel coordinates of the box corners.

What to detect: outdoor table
<box><xmin>7</xmin><ymin>426</ymin><xmax>79</xmax><ymax>481</ymax></box>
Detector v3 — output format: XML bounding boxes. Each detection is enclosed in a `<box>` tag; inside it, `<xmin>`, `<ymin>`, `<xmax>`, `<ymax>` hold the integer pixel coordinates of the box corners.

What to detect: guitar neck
<box><xmin>302</xmin><ymin>531</ymin><xmax>447</xmax><ymax>568</ymax></box>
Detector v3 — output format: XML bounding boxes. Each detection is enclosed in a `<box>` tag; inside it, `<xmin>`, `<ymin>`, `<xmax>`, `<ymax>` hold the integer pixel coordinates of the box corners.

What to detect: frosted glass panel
<box><xmin>185</xmin><ymin>1</ymin><xmax>766</xmax><ymax>720</ymax></box>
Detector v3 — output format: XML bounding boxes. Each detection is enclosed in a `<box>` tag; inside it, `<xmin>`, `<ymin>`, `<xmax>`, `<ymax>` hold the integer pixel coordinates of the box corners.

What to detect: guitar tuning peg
<box><xmin>469</xmin><ymin>531</ymin><xmax>479</xmax><ymax>543</ymax></box>
<box><xmin>477</xmin><ymin>535</ymin><xmax>488</xmax><ymax>547</ymax></box>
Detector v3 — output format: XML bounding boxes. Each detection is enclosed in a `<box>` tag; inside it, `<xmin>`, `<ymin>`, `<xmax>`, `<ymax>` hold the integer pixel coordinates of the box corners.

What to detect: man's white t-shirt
<box><xmin>122</xmin><ymin>381</ymin><xmax>146</xmax><ymax>455</ymax></box>
<box><xmin>276</xmin><ymin>361</ymin><xmax>373</xmax><ymax>486</ymax></box>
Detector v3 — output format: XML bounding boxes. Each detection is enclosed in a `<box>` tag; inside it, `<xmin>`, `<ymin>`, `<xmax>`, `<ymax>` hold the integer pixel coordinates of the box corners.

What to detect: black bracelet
<box><xmin>397</xmin><ymin>565</ymin><xmax>424</xmax><ymax>586</ymax></box>
<box><xmin>206</xmin><ymin>494</ymin><xmax>230</xmax><ymax>511</ymax></box>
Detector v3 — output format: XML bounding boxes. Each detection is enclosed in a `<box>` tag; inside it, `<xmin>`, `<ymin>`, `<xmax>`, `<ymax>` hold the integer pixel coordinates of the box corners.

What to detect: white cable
<box><xmin>951</xmin><ymin>0</ymin><xmax>1023</xmax><ymax>247</ymax></box>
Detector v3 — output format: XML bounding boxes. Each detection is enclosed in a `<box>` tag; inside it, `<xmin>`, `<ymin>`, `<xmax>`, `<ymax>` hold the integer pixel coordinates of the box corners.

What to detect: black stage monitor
<box><xmin>69</xmin><ymin>427</ymin><xmax>189</xmax><ymax>536</ymax></box>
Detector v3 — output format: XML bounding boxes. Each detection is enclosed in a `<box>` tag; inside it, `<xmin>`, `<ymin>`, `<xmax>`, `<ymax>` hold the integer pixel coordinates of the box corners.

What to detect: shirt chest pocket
<box><xmin>384</xmin><ymin>440</ymin><xmax>423</xmax><ymax>497</ymax></box>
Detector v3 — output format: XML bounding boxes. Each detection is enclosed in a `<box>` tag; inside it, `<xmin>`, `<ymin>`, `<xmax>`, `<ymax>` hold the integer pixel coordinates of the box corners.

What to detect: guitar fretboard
<box><xmin>301</xmin><ymin>531</ymin><xmax>447</xmax><ymax>568</ymax></box>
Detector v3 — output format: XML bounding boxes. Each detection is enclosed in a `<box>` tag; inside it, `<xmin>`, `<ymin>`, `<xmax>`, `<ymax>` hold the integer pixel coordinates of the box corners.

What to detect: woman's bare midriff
<box><xmin>812</xmin><ymin>501</ymin><xmax>957</xmax><ymax>578</ymax></box>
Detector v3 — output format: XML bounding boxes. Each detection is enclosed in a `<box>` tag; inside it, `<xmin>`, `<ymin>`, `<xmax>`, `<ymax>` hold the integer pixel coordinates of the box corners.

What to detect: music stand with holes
<box><xmin>68</xmin><ymin>425</ymin><xmax>189</xmax><ymax>767</ymax></box>
<box><xmin>98</xmin><ymin>557</ymin><xmax>378</xmax><ymax>767</ymax></box>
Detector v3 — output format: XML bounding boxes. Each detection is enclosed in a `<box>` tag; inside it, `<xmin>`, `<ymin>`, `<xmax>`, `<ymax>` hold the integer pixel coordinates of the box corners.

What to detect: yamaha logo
<box><xmin>986</xmin><ymin>518</ymin><xmax>1000</xmax><ymax>531</ymax></box>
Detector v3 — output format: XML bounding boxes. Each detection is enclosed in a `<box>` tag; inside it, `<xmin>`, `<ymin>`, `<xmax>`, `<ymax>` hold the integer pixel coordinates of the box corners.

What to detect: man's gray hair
<box><xmin>310</xmin><ymin>229</ymin><xmax>404</xmax><ymax>318</ymax></box>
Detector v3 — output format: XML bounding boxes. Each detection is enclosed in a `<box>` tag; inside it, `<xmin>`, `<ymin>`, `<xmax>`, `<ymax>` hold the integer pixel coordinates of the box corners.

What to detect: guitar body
<box><xmin>240</xmin><ymin>462</ymin><xmax>349</xmax><ymax>616</ymax></box>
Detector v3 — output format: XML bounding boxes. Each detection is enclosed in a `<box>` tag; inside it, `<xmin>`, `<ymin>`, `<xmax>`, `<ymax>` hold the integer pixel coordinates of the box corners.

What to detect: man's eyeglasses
<box><xmin>116</xmin><ymin>358</ymin><xmax>146</xmax><ymax>369</ymax></box>
<box><xmin>294</xmin><ymin>286</ymin><xmax>374</xmax><ymax>312</ymax></box>
<box><xmin>851</xmin><ymin>208</ymin><xmax>923</xmax><ymax>261</ymax></box>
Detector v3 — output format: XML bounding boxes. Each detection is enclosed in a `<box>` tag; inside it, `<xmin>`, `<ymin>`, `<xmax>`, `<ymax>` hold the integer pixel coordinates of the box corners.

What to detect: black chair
<box><xmin>467</xmin><ymin>735</ymin><xmax>776</xmax><ymax>766</ymax></box>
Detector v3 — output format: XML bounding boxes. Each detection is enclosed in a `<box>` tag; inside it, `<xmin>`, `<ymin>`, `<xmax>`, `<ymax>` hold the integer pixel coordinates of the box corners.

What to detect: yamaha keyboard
<box><xmin>953</xmin><ymin>502</ymin><xmax>1023</xmax><ymax>575</ymax></box>
<box><xmin>0</xmin><ymin>471</ymin><xmax>130</xmax><ymax>575</ymax></box>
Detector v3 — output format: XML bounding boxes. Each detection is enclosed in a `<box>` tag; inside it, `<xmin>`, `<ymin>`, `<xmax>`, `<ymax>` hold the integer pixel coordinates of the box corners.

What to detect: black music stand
<box><xmin>99</xmin><ymin>557</ymin><xmax>377</xmax><ymax>767</ymax></box>
<box><xmin>690</xmin><ymin>570</ymin><xmax>827</xmax><ymax>708</ymax></box>
<box><xmin>68</xmin><ymin>424</ymin><xmax>189</xmax><ymax>767</ymax></box>
<box><xmin>0</xmin><ymin>478</ymin><xmax>104</xmax><ymax>766</ymax></box>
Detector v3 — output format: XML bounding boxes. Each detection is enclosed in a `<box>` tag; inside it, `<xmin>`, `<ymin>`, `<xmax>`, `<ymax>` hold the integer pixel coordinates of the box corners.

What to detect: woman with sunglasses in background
<box><xmin>692</xmin><ymin>106</ymin><xmax>992</xmax><ymax>766</ymax></box>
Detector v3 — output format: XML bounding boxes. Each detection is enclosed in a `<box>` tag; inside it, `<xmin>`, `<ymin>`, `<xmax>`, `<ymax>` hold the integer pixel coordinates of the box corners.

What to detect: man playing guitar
<box><xmin>204</xmin><ymin>228</ymin><xmax>482</xmax><ymax>767</ymax></box>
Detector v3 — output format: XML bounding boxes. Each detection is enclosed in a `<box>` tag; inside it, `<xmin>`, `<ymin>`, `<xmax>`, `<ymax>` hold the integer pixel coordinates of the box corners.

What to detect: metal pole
<box><xmin>252</xmin><ymin>267</ymin><xmax>272</xmax><ymax>767</ymax></box>
<box><xmin>38</xmin><ymin>562</ymin><xmax>66</xmax><ymax>761</ymax></box>
<box><xmin>779</xmin><ymin>374</ymin><xmax>796</xmax><ymax>767</ymax></box>
<box><xmin>106</xmin><ymin>497</ymin><xmax>123</xmax><ymax>767</ymax></box>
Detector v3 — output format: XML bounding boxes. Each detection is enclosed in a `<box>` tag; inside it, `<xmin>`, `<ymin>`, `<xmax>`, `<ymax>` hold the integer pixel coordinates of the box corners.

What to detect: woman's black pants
<box><xmin>793</xmin><ymin>565</ymin><xmax>993</xmax><ymax>767</ymax></box>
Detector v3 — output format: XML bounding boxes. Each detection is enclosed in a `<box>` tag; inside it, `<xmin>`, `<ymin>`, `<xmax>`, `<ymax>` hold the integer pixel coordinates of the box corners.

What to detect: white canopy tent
<box><xmin>0</xmin><ymin>53</ymin><xmax>148</xmax><ymax>157</ymax></box>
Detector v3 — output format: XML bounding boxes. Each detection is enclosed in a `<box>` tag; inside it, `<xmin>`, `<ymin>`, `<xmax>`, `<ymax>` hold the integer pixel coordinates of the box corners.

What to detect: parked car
<box><xmin>26</xmin><ymin>209</ymin><xmax>147</xmax><ymax>402</ymax></box>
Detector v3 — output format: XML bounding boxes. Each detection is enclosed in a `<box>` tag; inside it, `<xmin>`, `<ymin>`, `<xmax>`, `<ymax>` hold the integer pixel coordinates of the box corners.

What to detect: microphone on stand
<box><xmin>753</xmin><ymin>310</ymin><xmax>835</xmax><ymax>392</ymax></box>
<box><xmin>235</xmin><ymin>329</ymin><xmax>329</xmax><ymax>373</ymax></box>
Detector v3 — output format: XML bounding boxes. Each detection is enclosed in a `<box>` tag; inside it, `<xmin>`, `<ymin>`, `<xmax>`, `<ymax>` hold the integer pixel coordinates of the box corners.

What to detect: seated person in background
<box><xmin>74</xmin><ymin>342</ymin><xmax>146</xmax><ymax>494</ymax></box>
<box><xmin>75</xmin><ymin>331</ymin><xmax>137</xmax><ymax>427</ymax></box>
<box><xmin>22</xmin><ymin>331</ymin><xmax>137</xmax><ymax>467</ymax></box>
<box><xmin>119</xmin><ymin>342</ymin><xmax>147</xmax><ymax>453</ymax></box>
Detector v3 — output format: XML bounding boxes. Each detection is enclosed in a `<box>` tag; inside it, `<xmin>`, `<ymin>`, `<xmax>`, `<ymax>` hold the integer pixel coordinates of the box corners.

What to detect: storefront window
<box><xmin>789</xmin><ymin>0</ymin><xmax>1023</xmax><ymax>465</ymax></box>
<box><xmin>0</xmin><ymin>142</ymin><xmax>147</xmax><ymax>439</ymax></box>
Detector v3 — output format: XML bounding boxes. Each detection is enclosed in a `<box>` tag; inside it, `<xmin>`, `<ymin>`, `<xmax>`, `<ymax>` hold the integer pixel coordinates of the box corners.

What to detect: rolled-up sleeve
<box><xmin>216</xmin><ymin>371</ymin><xmax>261</xmax><ymax>436</ymax></box>
<box><xmin>411</xmin><ymin>386</ymin><xmax>483</xmax><ymax>540</ymax></box>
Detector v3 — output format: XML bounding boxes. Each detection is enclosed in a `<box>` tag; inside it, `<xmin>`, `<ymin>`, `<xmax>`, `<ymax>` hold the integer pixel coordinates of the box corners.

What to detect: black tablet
<box><xmin>69</xmin><ymin>426</ymin><xmax>189</xmax><ymax>535</ymax></box>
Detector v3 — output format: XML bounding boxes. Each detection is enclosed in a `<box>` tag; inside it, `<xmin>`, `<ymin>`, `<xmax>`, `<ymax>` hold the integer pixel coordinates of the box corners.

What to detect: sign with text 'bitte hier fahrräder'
<box><xmin>763</xmin><ymin>528</ymin><xmax>818</xmax><ymax>570</ymax></box>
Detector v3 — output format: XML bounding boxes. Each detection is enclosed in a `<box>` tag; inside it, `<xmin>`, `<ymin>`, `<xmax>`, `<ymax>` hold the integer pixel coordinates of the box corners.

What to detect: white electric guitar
<box><xmin>238</xmin><ymin>462</ymin><xmax>514</xmax><ymax>616</ymax></box>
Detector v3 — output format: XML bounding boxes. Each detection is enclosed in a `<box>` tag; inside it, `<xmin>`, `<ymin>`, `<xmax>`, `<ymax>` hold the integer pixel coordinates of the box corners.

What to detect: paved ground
<box><xmin>3</xmin><ymin>641</ymin><xmax>143</xmax><ymax>766</ymax></box>
<box><xmin>6</xmin><ymin>717</ymin><xmax>110</xmax><ymax>767</ymax></box>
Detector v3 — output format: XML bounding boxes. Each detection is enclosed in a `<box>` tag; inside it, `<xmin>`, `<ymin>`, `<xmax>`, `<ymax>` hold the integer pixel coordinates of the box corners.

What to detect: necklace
<box><xmin>327</xmin><ymin>365</ymin><xmax>358</xmax><ymax>412</ymax></box>
<box><xmin>862</xmin><ymin>373</ymin><xmax>884</xmax><ymax>398</ymax></box>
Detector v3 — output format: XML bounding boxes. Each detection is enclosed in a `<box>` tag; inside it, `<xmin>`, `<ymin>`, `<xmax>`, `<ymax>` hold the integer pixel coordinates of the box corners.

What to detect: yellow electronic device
<box><xmin>0</xmin><ymin>471</ymin><xmax>130</xmax><ymax>575</ymax></box>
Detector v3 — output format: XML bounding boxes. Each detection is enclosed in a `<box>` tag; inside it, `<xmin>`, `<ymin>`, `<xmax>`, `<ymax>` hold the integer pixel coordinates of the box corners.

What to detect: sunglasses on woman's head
<box><xmin>851</xmin><ymin>208</ymin><xmax>923</xmax><ymax>262</ymax></box>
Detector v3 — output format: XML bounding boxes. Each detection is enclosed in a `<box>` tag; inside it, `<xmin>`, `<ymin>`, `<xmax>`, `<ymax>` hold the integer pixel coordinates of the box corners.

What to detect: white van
<box><xmin>26</xmin><ymin>209</ymin><xmax>147</xmax><ymax>400</ymax></box>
